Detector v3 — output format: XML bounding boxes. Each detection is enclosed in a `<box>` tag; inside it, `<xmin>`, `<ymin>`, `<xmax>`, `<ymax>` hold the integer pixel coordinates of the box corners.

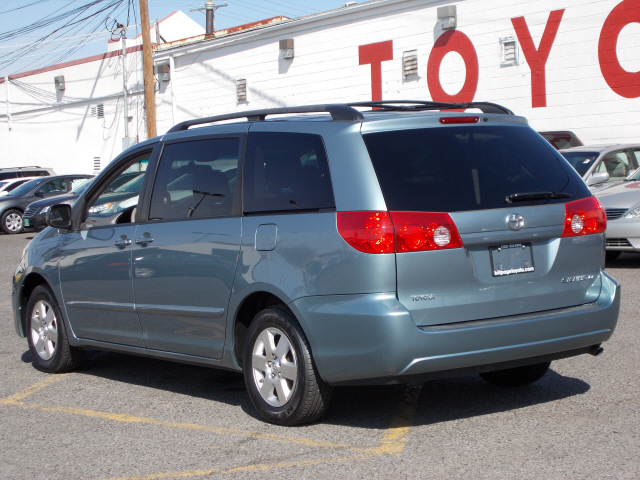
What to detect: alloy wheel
<box><xmin>5</xmin><ymin>213</ymin><xmax>22</xmax><ymax>232</ymax></box>
<box><xmin>251</xmin><ymin>327</ymin><xmax>298</xmax><ymax>407</ymax></box>
<box><xmin>30</xmin><ymin>300</ymin><xmax>58</xmax><ymax>360</ymax></box>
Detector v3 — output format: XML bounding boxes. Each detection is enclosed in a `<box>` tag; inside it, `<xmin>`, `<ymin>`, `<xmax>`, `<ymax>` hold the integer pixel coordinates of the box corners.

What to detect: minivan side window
<box><xmin>148</xmin><ymin>138</ymin><xmax>240</xmax><ymax>221</ymax></box>
<box><xmin>243</xmin><ymin>132</ymin><xmax>335</xmax><ymax>213</ymax></box>
<box><xmin>83</xmin><ymin>154</ymin><xmax>150</xmax><ymax>227</ymax></box>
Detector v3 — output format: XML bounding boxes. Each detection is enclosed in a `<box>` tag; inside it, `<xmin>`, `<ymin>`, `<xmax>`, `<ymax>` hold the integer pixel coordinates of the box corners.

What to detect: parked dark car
<box><xmin>23</xmin><ymin>179</ymin><xmax>95</xmax><ymax>231</ymax></box>
<box><xmin>0</xmin><ymin>175</ymin><xmax>93</xmax><ymax>234</ymax></box>
<box><xmin>539</xmin><ymin>131</ymin><xmax>584</xmax><ymax>150</ymax></box>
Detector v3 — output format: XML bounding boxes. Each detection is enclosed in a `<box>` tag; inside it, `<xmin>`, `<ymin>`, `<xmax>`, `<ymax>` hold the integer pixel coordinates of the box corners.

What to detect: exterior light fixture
<box><xmin>279</xmin><ymin>39</ymin><xmax>294</xmax><ymax>59</ymax></box>
<box><xmin>236</xmin><ymin>78</ymin><xmax>247</xmax><ymax>102</ymax></box>
<box><xmin>54</xmin><ymin>75</ymin><xmax>65</xmax><ymax>91</ymax></box>
<box><xmin>402</xmin><ymin>50</ymin><xmax>418</xmax><ymax>77</ymax></box>
<box><xmin>437</xmin><ymin>5</ymin><xmax>457</xmax><ymax>30</ymax></box>
<box><xmin>154</xmin><ymin>63</ymin><xmax>170</xmax><ymax>82</ymax></box>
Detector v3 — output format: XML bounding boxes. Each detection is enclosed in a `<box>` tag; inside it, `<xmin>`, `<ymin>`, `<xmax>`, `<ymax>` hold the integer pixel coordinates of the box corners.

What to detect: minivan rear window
<box><xmin>363</xmin><ymin>125</ymin><xmax>590</xmax><ymax>212</ymax></box>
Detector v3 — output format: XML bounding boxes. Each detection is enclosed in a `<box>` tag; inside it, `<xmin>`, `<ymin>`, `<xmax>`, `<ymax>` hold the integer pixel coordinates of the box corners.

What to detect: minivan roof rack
<box><xmin>166</xmin><ymin>100</ymin><xmax>514</xmax><ymax>133</ymax></box>
<box><xmin>167</xmin><ymin>104</ymin><xmax>365</xmax><ymax>133</ymax></box>
<box><xmin>347</xmin><ymin>100</ymin><xmax>514</xmax><ymax>115</ymax></box>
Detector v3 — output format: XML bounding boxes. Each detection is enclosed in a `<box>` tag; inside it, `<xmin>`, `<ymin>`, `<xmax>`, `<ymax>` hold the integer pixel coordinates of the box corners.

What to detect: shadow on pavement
<box><xmin>606</xmin><ymin>252</ymin><xmax>640</xmax><ymax>269</ymax></box>
<box><xmin>41</xmin><ymin>347</ymin><xmax>590</xmax><ymax>429</ymax></box>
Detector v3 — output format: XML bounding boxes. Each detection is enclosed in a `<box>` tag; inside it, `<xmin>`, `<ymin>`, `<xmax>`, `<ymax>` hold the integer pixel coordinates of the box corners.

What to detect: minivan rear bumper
<box><xmin>290</xmin><ymin>271</ymin><xmax>620</xmax><ymax>385</ymax></box>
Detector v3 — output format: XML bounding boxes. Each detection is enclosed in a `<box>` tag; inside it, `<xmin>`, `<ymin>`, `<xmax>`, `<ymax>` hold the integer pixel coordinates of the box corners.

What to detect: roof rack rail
<box><xmin>347</xmin><ymin>100</ymin><xmax>514</xmax><ymax>115</ymax></box>
<box><xmin>167</xmin><ymin>104</ymin><xmax>364</xmax><ymax>133</ymax></box>
<box><xmin>0</xmin><ymin>166</ymin><xmax>42</xmax><ymax>171</ymax></box>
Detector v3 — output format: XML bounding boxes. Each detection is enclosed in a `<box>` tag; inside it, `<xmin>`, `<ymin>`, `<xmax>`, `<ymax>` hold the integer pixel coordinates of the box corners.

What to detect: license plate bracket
<box><xmin>490</xmin><ymin>243</ymin><xmax>534</xmax><ymax>277</ymax></box>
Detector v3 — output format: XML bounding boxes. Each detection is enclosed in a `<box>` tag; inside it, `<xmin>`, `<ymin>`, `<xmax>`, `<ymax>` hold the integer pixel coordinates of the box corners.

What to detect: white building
<box><xmin>154</xmin><ymin>0</ymin><xmax>640</xmax><ymax>144</ymax></box>
<box><xmin>0</xmin><ymin>11</ymin><xmax>203</xmax><ymax>174</ymax></box>
<box><xmin>1</xmin><ymin>0</ymin><xmax>639</xmax><ymax>174</ymax></box>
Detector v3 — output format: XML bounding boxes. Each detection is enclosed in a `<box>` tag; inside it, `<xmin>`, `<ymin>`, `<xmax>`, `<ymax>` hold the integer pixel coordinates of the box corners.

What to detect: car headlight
<box><xmin>40</xmin><ymin>205</ymin><xmax>51</xmax><ymax>214</ymax></box>
<box><xmin>624</xmin><ymin>206</ymin><xmax>640</xmax><ymax>219</ymax></box>
<box><xmin>88</xmin><ymin>202</ymin><xmax>114</xmax><ymax>214</ymax></box>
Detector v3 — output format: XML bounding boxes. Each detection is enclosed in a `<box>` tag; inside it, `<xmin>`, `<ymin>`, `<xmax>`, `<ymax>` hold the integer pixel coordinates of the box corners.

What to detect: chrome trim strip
<box><xmin>66</xmin><ymin>301</ymin><xmax>134</xmax><ymax>312</ymax></box>
<box><xmin>135</xmin><ymin>304</ymin><xmax>225</xmax><ymax>318</ymax></box>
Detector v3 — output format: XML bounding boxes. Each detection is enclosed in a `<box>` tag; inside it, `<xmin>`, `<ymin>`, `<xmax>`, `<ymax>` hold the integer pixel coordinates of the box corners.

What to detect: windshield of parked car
<box><xmin>560</xmin><ymin>151</ymin><xmax>599</xmax><ymax>176</ymax></box>
<box><xmin>70</xmin><ymin>179</ymin><xmax>93</xmax><ymax>194</ymax></box>
<box><xmin>5</xmin><ymin>178</ymin><xmax>42</xmax><ymax>197</ymax></box>
<box><xmin>113</xmin><ymin>174</ymin><xmax>144</xmax><ymax>193</ymax></box>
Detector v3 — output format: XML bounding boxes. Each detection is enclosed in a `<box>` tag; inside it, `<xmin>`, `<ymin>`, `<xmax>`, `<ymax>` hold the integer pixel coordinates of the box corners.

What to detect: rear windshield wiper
<box><xmin>505</xmin><ymin>191</ymin><xmax>572</xmax><ymax>203</ymax></box>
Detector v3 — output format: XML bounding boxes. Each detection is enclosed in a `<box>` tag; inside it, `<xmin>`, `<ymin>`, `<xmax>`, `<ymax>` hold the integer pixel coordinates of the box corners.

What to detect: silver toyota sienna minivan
<box><xmin>12</xmin><ymin>101</ymin><xmax>620</xmax><ymax>425</ymax></box>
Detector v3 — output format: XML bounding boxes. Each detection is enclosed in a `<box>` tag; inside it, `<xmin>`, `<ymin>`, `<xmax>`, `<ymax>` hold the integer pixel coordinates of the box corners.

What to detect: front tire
<box><xmin>1</xmin><ymin>209</ymin><xmax>24</xmax><ymax>234</ymax></box>
<box><xmin>243</xmin><ymin>306</ymin><xmax>332</xmax><ymax>425</ymax></box>
<box><xmin>26</xmin><ymin>285</ymin><xmax>83</xmax><ymax>373</ymax></box>
<box><xmin>479</xmin><ymin>361</ymin><xmax>551</xmax><ymax>387</ymax></box>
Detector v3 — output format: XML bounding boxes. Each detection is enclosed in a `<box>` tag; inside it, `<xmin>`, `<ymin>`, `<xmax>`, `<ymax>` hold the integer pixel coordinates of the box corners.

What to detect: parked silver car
<box><xmin>560</xmin><ymin>144</ymin><xmax>640</xmax><ymax>189</ymax></box>
<box><xmin>13</xmin><ymin>101</ymin><xmax>619</xmax><ymax>425</ymax></box>
<box><xmin>595</xmin><ymin>167</ymin><xmax>640</xmax><ymax>260</ymax></box>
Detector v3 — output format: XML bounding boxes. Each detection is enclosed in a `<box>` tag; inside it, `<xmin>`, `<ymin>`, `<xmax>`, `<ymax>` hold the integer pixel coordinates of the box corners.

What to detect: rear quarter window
<box><xmin>363</xmin><ymin>125</ymin><xmax>590</xmax><ymax>212</ymax></box>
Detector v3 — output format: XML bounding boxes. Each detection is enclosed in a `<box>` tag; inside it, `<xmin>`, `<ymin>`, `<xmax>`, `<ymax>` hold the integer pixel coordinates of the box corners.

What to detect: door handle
<box><xmin>114</xmin><ymin>235</ymin><xmax>132</xmax><ymax>247</ymax></box>
<box><xmin>135</xmin><ymin>235</ymin><xmax>155</xmax><ymax>245</ymax></box>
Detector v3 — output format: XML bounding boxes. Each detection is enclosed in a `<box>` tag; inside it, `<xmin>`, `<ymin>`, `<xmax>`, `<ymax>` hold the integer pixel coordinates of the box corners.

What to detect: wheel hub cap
<box><xmin>30</xmin><ymin>300</ymin><xmax>58</xmax><ymax>361</ymax></box>
<box><xmin>6</xmin><ymin>213</ymin><xmax>22</xmax><ymax>232</ymax></box>
<box><xmin>251</xmin><ymin>327</ymin><xmax>297</xmax><ymax>407</ymax></box>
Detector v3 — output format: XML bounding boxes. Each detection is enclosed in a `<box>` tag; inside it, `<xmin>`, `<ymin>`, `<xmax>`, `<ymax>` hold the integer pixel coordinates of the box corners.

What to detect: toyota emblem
<box><xmin>507</xmin><ymin>214</ymin><xmax>525</xmax><ymax>231</ymax></box>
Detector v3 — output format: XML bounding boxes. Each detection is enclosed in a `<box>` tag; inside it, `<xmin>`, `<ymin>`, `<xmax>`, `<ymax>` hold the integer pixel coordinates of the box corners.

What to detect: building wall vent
<box><xmin>93</xmin><ymin>157</ymin><xmax>101</xmax><ymax>173</ymax></box>
<box><xmin>236</xmin><ymin>79</ymin><xmax>247</xmax><ymax>102</ymax></box>
<box><xmin>500</xmin><ymin>36</ymin><xmax>518</xmax><ymax>67</ymax></box>
<box><xmin>90</xmin><ymin>104</ymin><xmax>104</xmax><ymax>119</ymax></box>
<box><xmin>403</xmin><ymin>50</ymin><xmax>418</xmax><ymax>77</ymax></box>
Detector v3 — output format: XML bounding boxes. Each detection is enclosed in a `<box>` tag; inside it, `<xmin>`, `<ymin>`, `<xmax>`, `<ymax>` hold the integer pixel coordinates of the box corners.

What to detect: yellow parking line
<box><xmin>0</xmin><ymin>374</ymin><xmax>68</xmax><ymax>405</ymax></box>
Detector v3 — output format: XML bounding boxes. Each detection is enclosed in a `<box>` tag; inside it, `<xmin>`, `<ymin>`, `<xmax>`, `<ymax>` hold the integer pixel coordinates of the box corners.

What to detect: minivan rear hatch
<box><xmin>362</xmin><ymin>119</ymin><xmax>603</xmax><ymax>326</ymax></box>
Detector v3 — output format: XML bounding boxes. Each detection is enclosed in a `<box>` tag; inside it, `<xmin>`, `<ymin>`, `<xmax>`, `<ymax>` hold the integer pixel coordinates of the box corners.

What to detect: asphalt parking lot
<box><xmin>0</xmin><ymin>232</ymin><xmax>638</xmax><ymax>480</ymax></box>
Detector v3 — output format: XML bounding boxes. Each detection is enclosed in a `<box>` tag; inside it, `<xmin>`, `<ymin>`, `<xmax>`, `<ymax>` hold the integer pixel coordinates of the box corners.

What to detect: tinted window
<box><xmin>0</xmin><ymin>173</ymin><xmax>19</xmax><ymax>181</ymax></box>
<box><xmin>561</xmin><ymin>151</ymin><xmax>599</xmax><ymax>176</ymax></box>
<box><xmin>36</xmin><ymin>178</ymin><xmax>68</xmax><ymax>195</ymax></box>
<box><xmin>28</xmin><ymin>171</ymin><xmax>49</xmax><ymax>177</ymax></box>
<box><xmin>363</xmin><ymin>126</ymin><xmax>589</xmax><ymax>213</ymax></box>
<box><xmin>149</xmin><ymin>138</ymin><xmax>240</xmax><ymax>220</ymax></box>
<box><xmin>594</xmin><ymin>151</ymin><xmax>632</xmax><ymax>181</ymax></box>
<box><xmin>86</xmin><ymin>156</ymin><xmax>149</xmax><ymax>225</ymax></box>
<box><xmin>243</xmin><ymin>132</ymin><xmax>335</xmax><ymax>213</ymax></box>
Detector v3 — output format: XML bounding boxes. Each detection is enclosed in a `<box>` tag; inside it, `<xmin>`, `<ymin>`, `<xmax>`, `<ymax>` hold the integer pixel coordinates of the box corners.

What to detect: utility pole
<box><xmin>139</xmin><ymin>0</ymin><xmax>157</xmax><ymax>138</ymax></box>
<box><xmin>117</xmin><ymin>23</ymin><xmax>129</xmax><ymax>139</ymax></box>
<box><xmin>191</xmin><ymin>1</ymin><xmax>227</xmax><ymax>36</ymax></box>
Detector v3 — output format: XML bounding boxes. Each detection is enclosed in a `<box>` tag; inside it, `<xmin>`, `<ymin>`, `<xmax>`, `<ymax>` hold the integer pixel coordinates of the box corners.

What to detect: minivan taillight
<box><xmin>337</xmin><ymin>211</ymin><xmax>395</xmax><ymax>253</ymax></box>
<box><xmin>390</xmin><ymin>212</ymin><xmax>463</xmax><ymax>252</ymax></box>
<box><xmin>337</xmin><ymin>211</ymin><xmax>463</xmax><ymax>254</ymax></box>
<box><xmin>562</xmin><ymin>196</ymin><xmax>606</xmax><ymax>237</ymax></box>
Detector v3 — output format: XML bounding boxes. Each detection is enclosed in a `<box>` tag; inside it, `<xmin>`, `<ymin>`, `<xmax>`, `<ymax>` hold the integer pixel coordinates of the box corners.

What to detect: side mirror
<box><xmin>46</xmin><ymin>204</ymin><xmax>72</xmax><ymax>229</ymax></box>
<box><xmin>587</xmin><ymin>172</ymin><xmax>610</xmax><ymax>186</ymax></box>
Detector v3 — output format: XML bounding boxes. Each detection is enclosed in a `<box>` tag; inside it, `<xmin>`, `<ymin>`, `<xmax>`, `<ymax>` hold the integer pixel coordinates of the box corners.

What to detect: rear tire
<box><xmin>243</xmin><ymin>306</ymin><xmax>332</xmax><ymax>425</ymax></box>
<box><xmin>479</xmin><ymin>361</ymin><xmax>551</xmax><ymax>388</ymax></box>
<box><xmin>1</xmin><ymin>209</ymin><xmax>24</xmax><ymax>234</ymax></box>
<box><xmin>605</xmin><ymin>251</ymin><xmax>621</xmax><ymax>262</ymax></box>
<box><xmin>26</xmin><ymin>285</ymin><xmax>83</xmax><ymax>373</ymax></box>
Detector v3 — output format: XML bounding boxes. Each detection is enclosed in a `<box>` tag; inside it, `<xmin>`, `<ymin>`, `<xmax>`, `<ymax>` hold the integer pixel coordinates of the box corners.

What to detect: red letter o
<box><xmin>598</xmin><ymin>0</ymin><xmax>640</xmax><ymax>98</ymax></box>
<box><xmin>427</xmin><ymin>30</ymin><xmax>479</xmax><ymax>103</ymax></box>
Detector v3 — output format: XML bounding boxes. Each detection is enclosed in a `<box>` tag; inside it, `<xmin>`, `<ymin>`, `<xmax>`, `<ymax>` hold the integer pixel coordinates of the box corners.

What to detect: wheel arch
<box><xmin>232</xmin><ymin>291</ymin><xmax>290</xmax><ymax>369</ymax></box>
<box><xmin>19</xmin><ymin>271</ymin><xmax>49</xmax><ymax>337</ymax></box>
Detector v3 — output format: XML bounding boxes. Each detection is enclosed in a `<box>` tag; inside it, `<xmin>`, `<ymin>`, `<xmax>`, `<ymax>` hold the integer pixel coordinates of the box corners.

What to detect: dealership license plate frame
<box><xmin>490</xmin><ymin>242</ymin><xmax>535</xmax><ymax>277</ymax></box>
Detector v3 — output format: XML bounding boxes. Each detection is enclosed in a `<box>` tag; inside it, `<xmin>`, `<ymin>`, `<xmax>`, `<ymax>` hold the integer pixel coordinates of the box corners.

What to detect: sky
<box><xmin>0</xmin><ymin>0</ymin><xmax>348</xmax><ymax>78</ymax></box>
